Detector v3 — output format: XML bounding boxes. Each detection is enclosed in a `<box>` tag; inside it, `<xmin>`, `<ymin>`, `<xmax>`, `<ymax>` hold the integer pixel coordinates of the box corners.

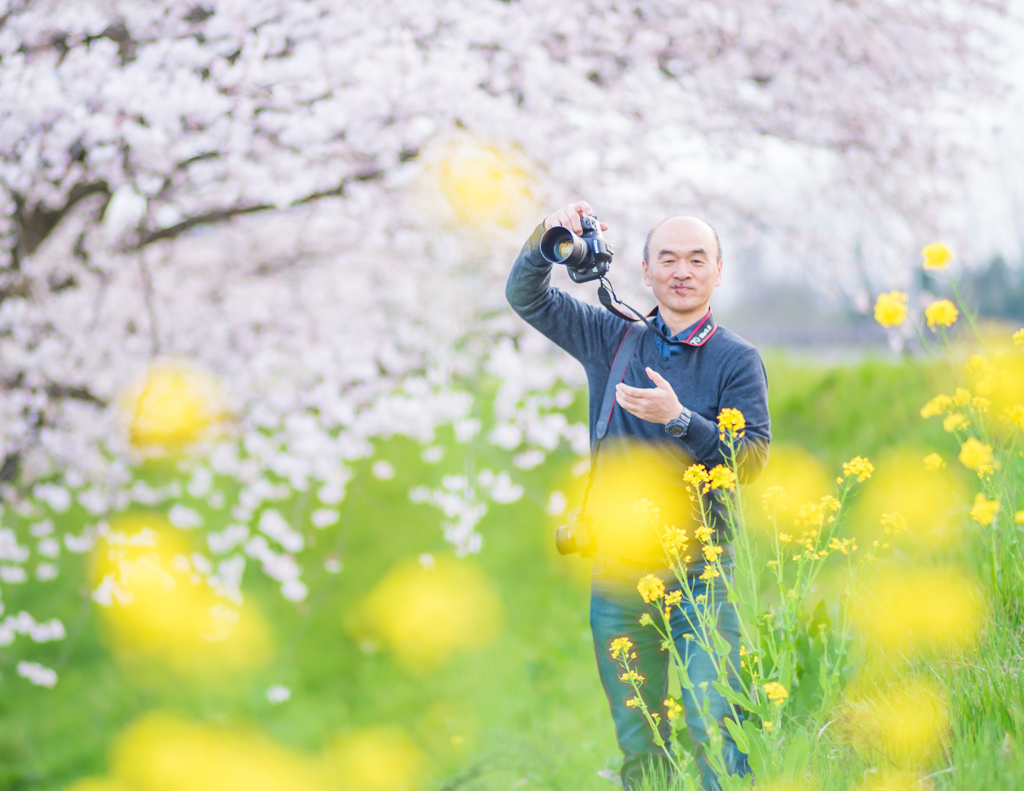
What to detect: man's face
<box><xmin>641</xmin><ymin>218</ymin><xmax>722</xmax><ymax>320</ymax></box>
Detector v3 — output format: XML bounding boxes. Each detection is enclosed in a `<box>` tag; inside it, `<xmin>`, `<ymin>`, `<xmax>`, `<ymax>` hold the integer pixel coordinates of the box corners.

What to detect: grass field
<box><xmin>1</xmin><ymin>351</ymin><xmax>1021</xmax><ymax>791</ymax></box>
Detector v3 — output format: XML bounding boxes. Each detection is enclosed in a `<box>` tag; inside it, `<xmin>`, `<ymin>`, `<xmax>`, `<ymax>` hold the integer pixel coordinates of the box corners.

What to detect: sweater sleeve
<box><xmin>505</xmin><ymin>222</ymin><xmax>627</xmax><ymax>366</ymax></box>
<box><xmin>677</xmin><ymin>348</ymin><xmax>771</xmax><ymax>483</ymax></box>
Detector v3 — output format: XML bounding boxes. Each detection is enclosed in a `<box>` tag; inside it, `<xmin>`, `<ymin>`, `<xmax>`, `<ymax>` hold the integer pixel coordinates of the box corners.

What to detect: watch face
<box><xmin>666</xmin><ymin>422</ymin><xmax>684</xmax><ymax>437</ymax></box>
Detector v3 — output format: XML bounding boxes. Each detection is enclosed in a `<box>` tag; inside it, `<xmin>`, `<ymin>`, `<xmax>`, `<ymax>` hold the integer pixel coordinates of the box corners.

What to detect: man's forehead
<box><xmin>650</xmin><ymin>217</ymin><xmax>716</xmax><ymax>251</ymax></box>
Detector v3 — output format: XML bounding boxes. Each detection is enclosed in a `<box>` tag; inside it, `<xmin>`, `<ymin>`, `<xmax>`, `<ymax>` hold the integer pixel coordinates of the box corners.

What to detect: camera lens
<box><xmin>540</xmin><ymin>226</ymin><xmax>588</xmax><ymax>268</ymax></box>
<box><xmin>553</xmin><ymin>524</ymin><xmax>576</xmax><ymax>555</ymax></box>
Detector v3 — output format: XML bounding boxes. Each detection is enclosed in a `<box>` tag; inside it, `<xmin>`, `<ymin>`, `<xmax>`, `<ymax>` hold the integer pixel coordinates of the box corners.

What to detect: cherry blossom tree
<box><xmin>0</xmin><ymin>0</ymin><xmax>1013</xmax><ymax>617</ymax></box>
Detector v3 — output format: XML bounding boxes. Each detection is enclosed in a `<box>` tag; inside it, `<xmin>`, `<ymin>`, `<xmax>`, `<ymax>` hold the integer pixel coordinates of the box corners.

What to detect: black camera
<box><xmin>539</xmin><ymin>214</ymin><xmax>614</xmax><ymax>283</ymax></box>
<box><xmin>554</xmin><ymin>507</ymin><xmax>596</xmax><ymax>557</ymax></box>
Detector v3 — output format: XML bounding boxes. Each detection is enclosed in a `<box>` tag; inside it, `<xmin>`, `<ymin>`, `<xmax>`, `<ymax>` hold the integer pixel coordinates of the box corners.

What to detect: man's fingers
<box><xmin>575</xmin><ymin>201</ymin><xmax>593</xmax><ymax>216</ymax></box>
<box><xmin>600</xmin><ymin>222</ymin><xmax>609</xmax><ymax>231</ymax></box>
<box><xmin>616</xmin><ymin>383</ymin><xmax>653</xmax><ymax>398</ymax></box>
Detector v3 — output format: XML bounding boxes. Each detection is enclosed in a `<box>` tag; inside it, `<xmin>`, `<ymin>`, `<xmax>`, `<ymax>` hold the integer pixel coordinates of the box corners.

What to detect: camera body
<box><xmin>539</xmin><ymin>214</ymin><xmax>614</xmax><ymax>283</ymax></box>
<box><xmin>553</xmin><ymin>507</ymin><xmax>597</xmax><ymax>557</ymax></box>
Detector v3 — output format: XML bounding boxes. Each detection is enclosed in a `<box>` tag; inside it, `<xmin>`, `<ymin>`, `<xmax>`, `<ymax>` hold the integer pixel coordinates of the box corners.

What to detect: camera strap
<box><xmin>597</xmin><ymin>277</ymin><xmax>717</xmax><ymax>348</ymax></box>
<box><xmin>579</xmin><ymin>321</ymin><xmax>646</xmax><ymax>520</ymax></box>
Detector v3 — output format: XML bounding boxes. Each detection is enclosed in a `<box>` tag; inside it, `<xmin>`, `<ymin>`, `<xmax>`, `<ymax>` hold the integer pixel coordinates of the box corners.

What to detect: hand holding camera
<box><xmin>540</xmin><ymin>202</ymin><xmax>614</xmax><ymax>283</ymax></box>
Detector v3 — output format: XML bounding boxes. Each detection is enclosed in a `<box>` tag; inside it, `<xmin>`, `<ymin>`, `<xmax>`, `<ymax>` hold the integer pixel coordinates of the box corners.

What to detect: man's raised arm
<box><xmin>505</xmin><ymin>202</ymin><xmax>625</xmax><ymax>365</ymax></box>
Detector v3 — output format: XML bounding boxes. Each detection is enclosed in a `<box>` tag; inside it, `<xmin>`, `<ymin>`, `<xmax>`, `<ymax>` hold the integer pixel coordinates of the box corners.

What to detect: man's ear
<box><xmin>641</xmin><ymin>259</ymin><xmax>651</xmax><ymax>287</ymax></box>
<box><xmin>713</xmin><ymin>260</ymin><xmax>723</xmax><ymax>288</ymax></box>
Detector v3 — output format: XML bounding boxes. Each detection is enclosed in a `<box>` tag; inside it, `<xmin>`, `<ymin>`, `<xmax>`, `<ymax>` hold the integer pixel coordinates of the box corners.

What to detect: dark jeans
<box><xmin>590</xmin><ymin>555</ymin><xmax>751</xmax><ymax>791</ymax></box>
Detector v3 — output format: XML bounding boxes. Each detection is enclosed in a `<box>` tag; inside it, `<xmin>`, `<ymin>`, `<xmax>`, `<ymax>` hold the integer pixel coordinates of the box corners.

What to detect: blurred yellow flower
<box><xmin>922</xmin><ymin>453</ymin><xmax>945</xmax><ymax>471</ymax></box>
<box><xmin>665</xmin><ymin>698</ymin><xmax>684</xmax><ymax>721</ymax></box>
<box><xmin>350</xmin><ymin>556</ymin><xmax>503</xmax><ymax>669</ymax></box>
<box><xmin>763</xmin><ymin>681</ymin><xmax>789</xmax><ymax>707</ymax></box>
<box><xmin>844</xmin><ymin>680</ymin><xmax>948</xmax><ymax>769</ymax></box>
<box><xmin>323</xmin><ymin>727</ymin><xmax>429</xmax><ymax>791</ymax></box>
<box><xmin>429</xmin><ymin>139</ymin><xmax>536</xmax><ymax>229</ymax></box>
<box><xmin>943</xmin><ymin>412</ymin><xmax>968</xmax><ymax>433</ymax></box>
<box><xmin>1012</xmin><ymin>328</ymin><xmax>1024</xmax><ymax>346</ymax></box>
<box><xmin>1004</xmin><ymin>404</ymin><xmax>1024</xmax><ymax>430</ymax></box>
<box><xmin>761</xmin><ymin>486</ymin><xmax>786</xmax><ymax>513</ymax></box>
<box><xmin>119</xmin><ymin>360</ymin><xmax>228</xmax><ymax>453</ymax></box>
<box><xmin>972</xmin><ymin>396</ymin><xmax>990</xmax><ymax>413</ymax></box>
<box><xmin>1015</xmin><ymin>511</ymin><xmax>1024</xmax><ymax>525</ymax></box>
<box><xmin>874</xmin><ymin>291</ymin><xmax>909</xmax><ymax>327</ymax></box>
<box><xmin>919</xmin><ymin>394</ymin><xmax>952</xmax><ymax>418</ymax></box>
<box><xmin>971</xmin><ymin>492</ymin><xmax>1000</xmax><ymax>526</ymax></box>
<box><xmin>110</xmin><ymin>712</ymin><xmax>328</xmax><ymax>791</ymax></box>
<box><xmin>717</xmin><ymin>408</ymin><xmax>746</xmax><ymax>439</ymax></box>
<box><xmin>958</xmin><ymin>437</ymin><xmax>993</xmax><ymax>470</ymax></box>
<box><xmin>842</xmin><ymin>456</ymin><xmax>874</xmax><ymax>482</ymax></box>
<box><xmin>637</xmin><ymin>574</ymin><xmax>666</xmax><ymax>603</ymax></box>
<box><xmin>855</xmin><ymin>567</ymin><xmax>982</xmax><ymax>653</ymax></box>
<box><xmin>924</xmin><ymin>299</ymin><xmax>959</xmax><ymax>330</ymax></box>
<box><xmin>92</xmin><ymin>514</ymin><xmax>272</xmax><ymax>677</ymax></box>
<box><xmin>921</xmin><ymin>242</ymin><xmax>953</xmax><ymax>270</ymax></box>
<box><xmin>953</xmin><ymin>387</ymin><xmax>972</xmax><ymax>406</ymax></box>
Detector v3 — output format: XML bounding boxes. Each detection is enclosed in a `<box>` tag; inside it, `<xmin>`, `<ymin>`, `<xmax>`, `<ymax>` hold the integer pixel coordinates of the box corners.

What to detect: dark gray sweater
<box><xmin>506</xmin><ymin>223</ymin><xmax>771</xmax><ymax>559</ymax></box>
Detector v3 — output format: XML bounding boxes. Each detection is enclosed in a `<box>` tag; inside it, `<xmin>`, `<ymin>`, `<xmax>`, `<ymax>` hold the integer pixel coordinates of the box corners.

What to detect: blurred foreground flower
<box><xmin>91</xmin><ymin>514</ymin><xmax>271</xmax><ymax>676</ymax></box>
<box><xmin>119</xmin><ymin>360</ymin><xmax>228</xmax><ymax>453</ymax></box>
<box><xmin>350</xmin><ymin>555</ymin><xmax>503</xmax><ymax>668</ymax></box>
<box><xmin>323</xmin><ymin>727</ymin><xmax>429</xmax><ymax>791</ymax></box>
<box><xmin>843</xmin><ymin>680</ymin><xmax>948</xmax><ymax>769</ymax></box>
<box><xmin>874</xmin><ymin>291</ymin><xmax>908</xmax><ymax>328</ymax></box>
<box><xmin>67</xmin><ymin>712</ymin><xmax>328</xmax><ymax>791</ymax></box>
<box><xmin>427</xmin><ymin>138</ymin><xmax>536</xmax><ymax>229</ymax></box>
<box><xmin>958</xmin><ymin>437</ymin><xmax>993</xmax><ymax>470</ymax></box>
<box><xmin>921</xmin><ymin>242</ymin><xmax>953</xmax><ymax>270</ymax></box>
<box><xmin>924</xmin><ymin>299</ymin><xmax>958</xmax><ymax>330</ymax></box>
<box><xmin>854</xmin><ymin>567</ymin><xmax>982</xmax><ymax>654</ymax></box>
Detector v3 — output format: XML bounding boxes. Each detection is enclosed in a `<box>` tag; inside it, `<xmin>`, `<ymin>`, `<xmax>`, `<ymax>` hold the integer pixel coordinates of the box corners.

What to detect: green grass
<box><xmin>0</xmin><ymin>352</ymin><xmax>1021</xmax><ymax>791</ymax></box>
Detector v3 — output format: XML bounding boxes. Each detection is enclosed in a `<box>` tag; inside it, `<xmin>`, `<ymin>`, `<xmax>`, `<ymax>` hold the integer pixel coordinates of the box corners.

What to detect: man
<box><xmin>505</xmin><ymin>201</ymin><xmax>770</xmax><ymax>790</ymax></box>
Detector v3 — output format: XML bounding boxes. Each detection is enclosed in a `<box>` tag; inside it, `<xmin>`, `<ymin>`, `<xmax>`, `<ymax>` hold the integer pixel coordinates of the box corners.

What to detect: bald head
<box><xmin>643</xmin><ymin>216</ymin><xmax>722</xmax><ymax>265</ymax></box>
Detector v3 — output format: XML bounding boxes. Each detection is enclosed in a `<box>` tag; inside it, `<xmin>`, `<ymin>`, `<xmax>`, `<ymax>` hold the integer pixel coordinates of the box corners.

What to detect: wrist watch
<box><xmin>665</xmin><ymin>407</ymin><xmax>691</xmax><ymax>438</ymax></box>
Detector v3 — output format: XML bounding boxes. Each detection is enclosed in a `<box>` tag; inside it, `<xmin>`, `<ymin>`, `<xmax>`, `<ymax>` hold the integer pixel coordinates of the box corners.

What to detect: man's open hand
<box><xmin>615</xmin><ymin>367</ymin><xmax>684</xmax><ymax>425</ymax></box>
<box><xmin>543</xmin><ymin>201</ymin><xmax>610</xmax><ymax>234</ymax></box>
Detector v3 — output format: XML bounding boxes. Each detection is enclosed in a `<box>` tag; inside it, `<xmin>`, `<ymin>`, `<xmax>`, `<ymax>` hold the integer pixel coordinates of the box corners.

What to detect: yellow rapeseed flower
<box><xmin>708</xmin><ymin>465</ymin><xmax>737</xmax><ymax>491</ymax></box>
<box><xmin>921</xmin><ymin>242</ymin><xmax>953</xmax><ymax>270</ymax></box>
<box><xmin>637</xmin><ymin>575</ymin><xmax>666</xmax><ymax>603</ymax></box>
<box><xmin>842</xmin><ymin>456</ymin><xmax>874</xmax><ymax>482</ymax></box>
<box><xmin>763</xmin><ymin>681</ymin><xmax>789</xmax><ymax>707</ymax></box>
<box><xmin>609</xmin><ymin>637</ymin><xmax>634</xmax><ymax>660</ymax></box>
<box><xmin>953</xmin><ymin>387</ymin><xmax>972</xmax><ymax>406</ymax></box>
<box><xmin>973</xmin><ymin>396</ymin><xmax>990</xmax><ymax>413</ymax></box>
<box><xmin>702</xmin><ymin>544</ymin><xmax>724</xmax><ymax>563</ymax></box>
<box><xmin>1015</xmin><ymin>511</ymin><xmax>1024</xmax><ymax>525</ymax></box>
<box><xmin>920</xmin><ymin>394</ymin><xmax>952</xmax><ymax>419</ymax></box>
<box><xmin>943</xmin><ymin>413</ymin><xmax>968</xmax><ymax>433</ymax></box>
<box><xmin>717</xmin><ymin>408</ymin><xmax>746</xmax><ymax>441</ymax></box>
<box><xmin>1003</xmin><ymin>404</ymin><xmax>1024</xmax><ymax>430</ymax></box>
<box><xmin>694</xmin><ymin>525</ymin><xmax>714</xmax><ymax>544</ymax></box>
<box><xmin>683</xmin><ymin>464</ymin><xmax>710</xmax><ymax>491</ymax></box>
<box><xmin>970</xmin><ymin>492</ymin><xmax>1000</xmax><ymax>526</ymax></box>
<box><xmin>958</xmin><ymin>437</ymin><xmax>994</xmax><ymax>470</ymax></box>
<box><xmin>1013</xmin><ymin>329</ymin><xmax>1024</xmax><ymax>347</ymax></box>
<box><xmin>761</xmin><ymin>486</ymin><xmax>786</xmax><ymax>514</ymax></box>
<box><xmin>923</xmin><ymin>453</ymin><xmax>945</xmax><ymax>471</ymax></box>
<box><xmin>665</xmin><ymin>698</ymin><xmax>684</xmax><ymax>720</ymax></box>
<box><xmin>881</xmin><ymin>512</ymin><xmax>907</xmax><ymax>535</ymax></box>
<box><xmin>874</xmin><ymin>291</ymin><xmax>909</xmax><ymax>327</ymax></box>
<box><xmin>699</xmin><ymin>566</ymin><xmax>720</xmax><ymax>581</ymax></box>
<box><xmin>625</xmin><ymin>696</ymin><xmax>642</xmax><ymax>709</ymax></box>
<box><xmin>925</xmin><ymin>299</ymin><xmax>959</xmax><ymax>330</ymax></box>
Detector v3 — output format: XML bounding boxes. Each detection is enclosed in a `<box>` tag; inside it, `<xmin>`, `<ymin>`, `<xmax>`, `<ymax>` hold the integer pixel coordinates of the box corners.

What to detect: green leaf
<box><xmin>712</xmin><ymin>681</ymin><xmax>755</xmax><ymax>711</ymax></box>
<box><xmin>741</xmin><ymin>719</ymin><xmax>773</xmax><ymax>781</ymax></box>
<box><xmin>722</xmin><ymin>716</ymin><xmax>749</xmax><ymax>755</ymax></box>
<box><xmin>711</xmin><ymin>628</ymin><xmax>732</xmax><ymax>658</ymax></box>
